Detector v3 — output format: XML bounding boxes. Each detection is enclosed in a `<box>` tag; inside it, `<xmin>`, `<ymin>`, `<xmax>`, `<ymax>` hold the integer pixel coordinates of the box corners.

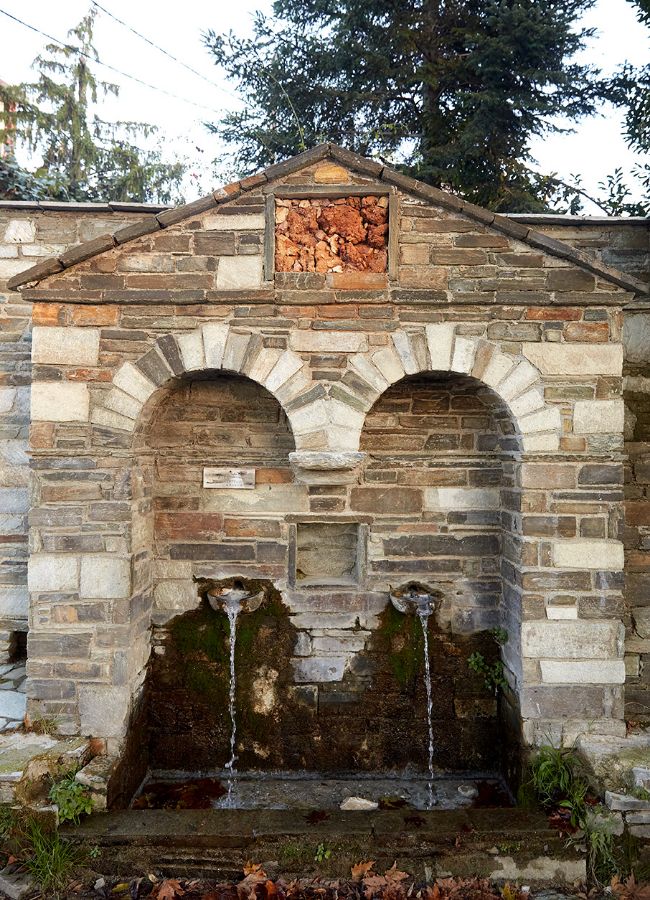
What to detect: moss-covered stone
<box><xmin>143</xmin><ymin>580</ymin><xmax>504</xmax><ymax>786</ymax></box>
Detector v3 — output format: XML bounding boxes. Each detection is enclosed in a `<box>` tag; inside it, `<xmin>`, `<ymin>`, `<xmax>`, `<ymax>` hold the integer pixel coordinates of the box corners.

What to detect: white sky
<box><xmin>0</xmin><ymin>0</ymin><xmax>648</xmax><ymax>210</ymax></box>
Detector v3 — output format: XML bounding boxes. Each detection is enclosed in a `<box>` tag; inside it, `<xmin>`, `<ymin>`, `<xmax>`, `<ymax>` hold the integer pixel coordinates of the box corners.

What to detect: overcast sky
<box><xmin>0</xmin><ymin>0</ymin><xmax>648</xmax><ymax>210</ymax></box>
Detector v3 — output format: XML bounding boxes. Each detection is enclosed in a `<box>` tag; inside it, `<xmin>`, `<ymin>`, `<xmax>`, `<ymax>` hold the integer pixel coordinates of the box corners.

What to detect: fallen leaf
<box><xmin>385</xmin><ymin>863</ymin><xmax>409</xmax><ymax>882</ymax></box>
<box><xmin>352</xmin><ymin>861</ymin><xmax>376</xmax><ymax>880</ymax></box>
<box><xmin>157</xmin><ymin>880</ymin><xmax>186</xmax><ymax>900</ymax></box>
<box><xmin>244</xmin><ymin>862</ymin><xmax>267</xmax><ymax>878</ymax></box>
<box><xmin>363</xmin><ymin>874</ymin><xmax>388</xmax><ymax>897</ymax></box>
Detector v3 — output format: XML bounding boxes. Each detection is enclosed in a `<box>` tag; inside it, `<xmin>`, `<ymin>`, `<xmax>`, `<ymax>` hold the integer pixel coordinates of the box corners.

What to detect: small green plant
<box><xmin>0</xmin><ymin>806</ymin><xmax>15</xmax><ymax>840</ymax></box>
<box><xmin>580</xmin><ymin>820</ymin><xmax>618</xmax><ymax>884</ymax></box>
<box><xmin>29</xmin><ymin>716</ymin><xmax>59</xmax><ymax>736</ymax></box>
<box><xmin>630</xmin><ymin>786</ymin><xmax>650</xmax><ymax>801</ymax></box>
<box><xmin>530</xmin><ymin>743</ymin><xmax>589</xmax><ymax>824</ymax></box>
<box><xmin>20</xmin><ymin>819</ymin><xmax>80</xmax><ymax>896</ymax></box>
<box><xmin>468</xmin><ymin>651</ymin><xmax>507</xmax><ymax>692</ymax></box>
<box><xmin>314</xmin><ymin>842</ymin><xmax>332</xmax><ymax>864</ymax></box>
<box><xmin>48</xmin><ymin>773</ymin><xmax>93</xmax><ymax>825</ymax></box>
<box><xmin>490</xmin><ymin>627</ymin><xmax>509</xmax><ymax>645</ymax></box>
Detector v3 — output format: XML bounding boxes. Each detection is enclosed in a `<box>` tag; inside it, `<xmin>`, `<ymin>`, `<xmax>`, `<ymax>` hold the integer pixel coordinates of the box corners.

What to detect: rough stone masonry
<box><xmin>0</xmin><ymin>144</ymin><xmax>649</xmax><ymax>778</ymax></box>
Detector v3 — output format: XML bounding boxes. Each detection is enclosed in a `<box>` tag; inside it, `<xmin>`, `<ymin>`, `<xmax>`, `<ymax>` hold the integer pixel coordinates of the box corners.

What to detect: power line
<box><xmin>0</xmin><ymin>7</ymin><xmax>225</xmax><ymax>114</ymax></box>
<box><xmin>90</xmin><ymin>0</ymin><xmax>239</xmax><ymax>102</ymax></box>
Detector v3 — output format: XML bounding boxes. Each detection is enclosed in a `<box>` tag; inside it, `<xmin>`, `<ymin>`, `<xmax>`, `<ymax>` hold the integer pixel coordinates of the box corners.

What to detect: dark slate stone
<box><xmin>157</xmin><ymin>335</ymin><xmax>184</xmax><ymax>376</ymax></box>
<box><xmin>136</xmin><ymin>348</ymin><xmax>174</xmax><ymax>386</ymax></box>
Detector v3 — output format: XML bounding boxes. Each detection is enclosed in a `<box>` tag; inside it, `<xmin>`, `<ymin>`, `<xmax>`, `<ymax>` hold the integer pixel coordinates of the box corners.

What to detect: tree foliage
<box><xmin>205</xmin><ymin>0</ymin><xmax>614</xmax><ymax>212</ymax></box>
<box><xmin>0</xmin><ymin>9</ymin><xmax>185</xmax><ymax>203</ymax></box>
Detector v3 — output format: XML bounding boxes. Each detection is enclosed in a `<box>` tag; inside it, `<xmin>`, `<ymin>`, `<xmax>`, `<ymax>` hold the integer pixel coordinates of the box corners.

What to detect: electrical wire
<box><xmin>90</xmin><ymin>0</ymin><xmax>239</xmax><ymax>101</ymax></box>
<box><xmin>0</xmin><ymin>7</ymin><xmax>226</xmax><ymax>114</ymax></box>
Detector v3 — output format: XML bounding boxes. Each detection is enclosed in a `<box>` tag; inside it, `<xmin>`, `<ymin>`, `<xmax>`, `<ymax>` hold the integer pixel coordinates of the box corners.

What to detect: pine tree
<box><xmin>0</xmin><ymin>9</ymin><xmax>185</xmax><ymax>203</ymax></box>
<box><xmin>204</xmin><ymin>0</ymin><xmax>614</xmax><ymax>212</ymax></box>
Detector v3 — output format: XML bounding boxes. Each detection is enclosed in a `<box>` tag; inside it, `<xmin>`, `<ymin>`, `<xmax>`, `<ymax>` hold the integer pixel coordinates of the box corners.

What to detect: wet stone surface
<box><xmin>133</xmin><ymin>772</ymin><xmax>512</xmax><ymax>812</ymax></box>
<box><xmin>0</xmin><ymin>662</ymin><xmax>26</xmax><ymax>732</ymax></box>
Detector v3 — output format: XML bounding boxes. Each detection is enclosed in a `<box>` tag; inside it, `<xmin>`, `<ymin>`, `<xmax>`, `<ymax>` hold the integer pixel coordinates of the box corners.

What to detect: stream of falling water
<box><xmin>417</xmin><ymin>606</ymin><xmax>436</xmax><ymax>808</ymax></box>
<box><xmin>223</xmin><ymin>595</ymin><xmax>241</xmax><ymax>807</ymax></box>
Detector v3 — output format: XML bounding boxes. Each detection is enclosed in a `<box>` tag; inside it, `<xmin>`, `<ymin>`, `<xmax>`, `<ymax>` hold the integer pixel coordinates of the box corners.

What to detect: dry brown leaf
<box><xmin>385</xmin><ymin>863</ymin><xmax>409</xmax><ymax>883</ymax></box>
<box><xmin>364</xmin><ymin>874</ymin><xmax>388</xmax><ymax>897</ymax></box>
<box><xmin>244</xmin><ymin>862</ymin><xmax>268</xmax><ymax>878</ymax></box>
<box><xmin>157</xmin><ymin>880</ymin><xmax>186</xmax><ymax>900</ymax></box>
<box><xmin>612</xmin><ymin>875</ymin><xmax>650</xmax><ymax>900</ymax></box>
<box><xmin>352</xmin><ymin>861</ymin><xmax>376</xmax><ymax>880</ymax></box>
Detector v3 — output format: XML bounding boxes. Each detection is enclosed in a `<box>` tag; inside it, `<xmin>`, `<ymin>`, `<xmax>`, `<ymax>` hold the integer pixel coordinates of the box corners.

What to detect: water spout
<box><xmin>205</xmin><ymin>581</ymin><xmax>264</xmax><ymax>807</ymax></box>
<box><xmin>389</xmin><ymin>583</ymin><xmax>441</xmax><ymax>808</ymax></box>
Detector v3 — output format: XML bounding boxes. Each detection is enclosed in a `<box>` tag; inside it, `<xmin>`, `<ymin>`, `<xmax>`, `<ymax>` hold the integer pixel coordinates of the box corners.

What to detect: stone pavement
<box><xmin>0</xmin><ymin>662</ymin><xmax>26</xmax><ymax>732</ymax></box>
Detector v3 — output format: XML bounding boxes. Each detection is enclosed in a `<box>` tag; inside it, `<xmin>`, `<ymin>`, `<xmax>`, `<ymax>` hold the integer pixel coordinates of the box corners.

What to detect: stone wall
<box><xmin>1</xmin><ymin>150</ymin><xmax>649</xmax><ymax>769</ymax></box>
<box><xmin>0</xmin><ymin>203</ymin><xmax>164</xmax><ymax>651</ymax></box>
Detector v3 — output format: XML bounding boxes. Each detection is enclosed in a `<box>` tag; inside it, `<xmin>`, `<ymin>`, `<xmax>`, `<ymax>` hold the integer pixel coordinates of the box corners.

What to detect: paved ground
<box><xmin>0</xmin><ymin>661</ymin><xmax>26</xmax><ymax>731</ymax></box>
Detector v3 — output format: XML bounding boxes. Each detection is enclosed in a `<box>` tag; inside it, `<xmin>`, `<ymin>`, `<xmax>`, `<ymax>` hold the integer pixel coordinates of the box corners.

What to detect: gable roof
<box><xmin>7</xmin><ymin>142</ymin><xmax>648</xmax><ymax>296</ymax></box>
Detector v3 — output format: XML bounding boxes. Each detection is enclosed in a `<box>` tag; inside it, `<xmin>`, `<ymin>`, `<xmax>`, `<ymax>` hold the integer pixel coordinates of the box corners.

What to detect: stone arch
<box><xmin>343</xmin><ymin>325</ymin><xmax>561</xmax><ymax>455</ymax></box>
<box><xmin>89</xmin><ymin>323</ymin><xmax>313</xmax><ymax>447</ymax></box>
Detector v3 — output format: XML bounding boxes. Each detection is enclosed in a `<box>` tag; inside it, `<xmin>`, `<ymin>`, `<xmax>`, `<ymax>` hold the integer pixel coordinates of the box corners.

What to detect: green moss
<box><xmin>376</xmin><ymin>604</ymin><xmax>425</xmax><ymax>692</ymax></box>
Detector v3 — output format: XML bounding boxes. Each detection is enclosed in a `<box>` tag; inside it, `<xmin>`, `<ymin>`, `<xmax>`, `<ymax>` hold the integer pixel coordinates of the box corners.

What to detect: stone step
<box><xmin>67</xmin><ymin>808</ymin><xmax>584</xmax><ymax>884</ymax></box>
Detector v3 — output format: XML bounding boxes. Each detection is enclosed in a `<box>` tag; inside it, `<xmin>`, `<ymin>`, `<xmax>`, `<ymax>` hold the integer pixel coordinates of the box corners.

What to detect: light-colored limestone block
<box><xmin>290</xmin><ymin>331</ymin><xmax>368</xmax><ymax>353</ymax></box>
<box><xmin>91</xmin><ymin>406</ymin><xmax>137</xmax><ymax>432</ymax></box>
<box><xmin>202</xmin><ymin>322</ymin><xmax>230</xmax><ymax>368</ymax></box>
<box><xmin>103</xmin><ymin>387</ymin><xmax>142</xmax><ymax>421</ymax></box>
<box><xmin>551</xmin><ymin>539</ymin><xmax>624</xmax><ymax>571</ymax></box>
<box><xmin>216</xmin><ymin>255</ymin><xmax>263</xmax><ymax>289</ymax></box>
<box><xmin>292</xmin><ymin>657</ymin><xmax>347</xmax><ymax>683</ymax></box>
<box><xmin>450</xmin><ymin>336</ymin><xmax>476</xmax><ymax>374</ymax></box>
<box><xmin>349</xmin><ymin>354</ymin><xmax>389</xmax><ymax>394</ymax></box>
<box><xmin>0</xmin><ymin>388</ymin><xmax>16</xmax><ymax>414</ymax></box>
<box><xmin>289</xmin><ymin>399</ymin><xmax>329</xmax><ymax>434</ymax></box>
<box><xmin>244</xmin><ymin>347</ymin><xmax>283</xmax><ymax>384</ymax></box>
<box><xmin>113</xmin><ymin>362</ymin><xmax>157</xmax><ymax>404</ymax></box>
<box><xmin>28</xmin><ymin>554</ymin><xmax>79</xmax><ymax>592</ymax></box>
<box><xmin>371</xmin><ymin>346</ymin><xmax>406</xmax><ymax>384</ymax></box>
<box><xmin>222</xmin><ymin>330</ymin><xmax>251</xmax><ymax>373</ymax></box>
<box><xmin>425</xmin><ymin>323</ymin><xmax>455</xmax><ymax>371</ymax></box>
<box><xmin>522</xmin><ymin>343</ymin><xmax>623</xmax><ymax>376</ymax></box>
<box><xmin>80</xmin><ymin>555</ymin><xmax>131</xmax><ymax>599</ymax></box>
<box><xmin>391</xmin><ymin>331</ymin><xmax>419</xmax><ymax>374</ymax></box>
<box><xmin>314</xmin><ymin>163</ymin><xmax>349</xmax><ymax>183</ymax></box>
<box><xmin>202</xmin><ymin>484</ymin><xmax>308</xmax><ymax>514</ymax></box>
<box><xmin>154</xmin><ymin>580</ymin><xmax>199</xmax><ymax>611</ymax></box>
<box><xmin>481</xmin><ymin>352</ymin><xmax>515</xmax><ymax>389</ymax></box>
<box><xmin>322</xmin><ymin>424</ymin><xmax>361</xmax><ymax>451</ymax></box>
<box><xmin>509</xmin><ymin>388</ymin><xmax>545</xmax><ymax>418</ymax></box>
<box><xmin>546</xmin><ymin>603</ymin><xmax>578</xmax><ymax>620</ymax></box>
<box><xmin>4</xmin><ymin>219</ymin><xmax>35</xmax><ymax>243</ymax></box>
<box><xmin>424</xmin><ymin>487</ymin><xmax>500</xmax><ymax>509</ymax></box>
<box><xmin>79</xmin><ymin>686</ymin><xmax>130</xmax><ymax>739</ymax></box>
<box><xmin>498</xmin><ymin>359</ymin><xmax>539</xmax><ymax>401</ymax></box>
<box><xmin>521</xmin><ymin>432</ymin><xmax>560</xmax><ymax>452</ymax></box>
<box><xmin>540</xmin><ymin>660</ymin><xmax>626</xmax><ymax>684</ymax></box>
<box><xmin>32</xmin><ymin>326</ymin><xmax>100</xmax><ymax>366</ymax></box>
<box><xmin>518</xmin><ymin>406</ymin><xmax>562</xmax><ymax>434</ymax></box>
<box><xmin>521</xmin><ymin>620</ymin><xmax>625</xmax><ymax>659</ymax></box>
<box><xmin>328</xmin><ymin>398</ymin><xmax>366</xmax><ymax>431</ymax></box>
<box><xmin>204</xmin><ymin>213</ymin><xmax>265</xmax><ymax>231</ymax></box>
<box><xmin>573</xmin><ymin>400</ymin><xmax>625</xmax><ymax>434</ymax></box>
<box><xmin>31</xmin><ymin>382</ymin><xmax>89</xmax><ymax>422</ymax></box>
<box><xmin>177</xmin><ymin>330</ymin><xmax>205</xmax><ymax>371</ymax></box>
<box><xmin>265</xmin><ymin>350</ymin><xmax>304</xmax><ymax>392</ymax></box>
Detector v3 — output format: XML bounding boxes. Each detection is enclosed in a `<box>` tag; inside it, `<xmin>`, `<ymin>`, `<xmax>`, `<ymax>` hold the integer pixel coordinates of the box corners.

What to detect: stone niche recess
<box><xmin>274</xmin><ymin>196</ymin><xmax>388</xmax><ymax>273</ymax></box>
<box><xmin>295</xmin><ymin>522</ymin><xmax>361</xmax><ymax>586</ymax></box>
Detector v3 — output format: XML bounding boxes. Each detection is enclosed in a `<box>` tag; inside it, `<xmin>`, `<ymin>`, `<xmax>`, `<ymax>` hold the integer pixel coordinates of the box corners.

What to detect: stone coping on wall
<box><xmin>6</xmin><ymin>143</ymin><xmax>650</xmax><ymax>297</ymax></box>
